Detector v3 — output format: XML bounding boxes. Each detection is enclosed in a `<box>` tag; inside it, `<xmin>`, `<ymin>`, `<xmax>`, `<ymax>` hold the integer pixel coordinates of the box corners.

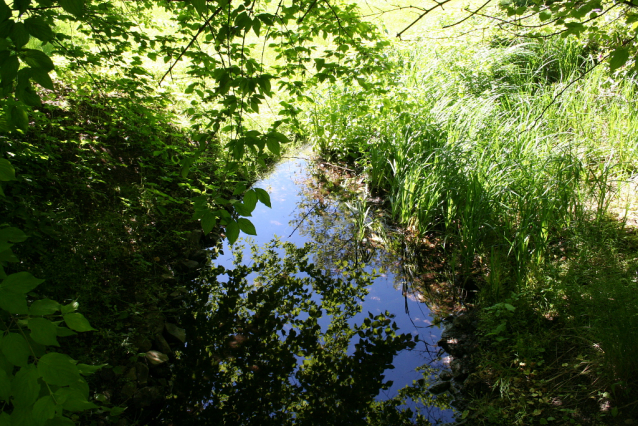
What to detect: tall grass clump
<box><xmin>302</xmin><ymin>30</ymin><xmax>638</xmax><ymax>397</ymax></box>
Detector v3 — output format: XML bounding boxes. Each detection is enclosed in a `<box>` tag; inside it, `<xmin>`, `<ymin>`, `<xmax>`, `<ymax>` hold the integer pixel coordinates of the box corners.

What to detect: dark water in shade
<box><xmin>214</xmin><ymin>149</ymin><xmax>455</xmax><ymax>423</ymax></box>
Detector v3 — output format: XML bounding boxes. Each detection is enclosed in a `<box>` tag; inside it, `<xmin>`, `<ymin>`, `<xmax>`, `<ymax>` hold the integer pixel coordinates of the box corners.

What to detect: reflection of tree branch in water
<box><xmin>288</xmin><ymin>200</ymin><xmax>324</xmax><ymax>238</ymax></box>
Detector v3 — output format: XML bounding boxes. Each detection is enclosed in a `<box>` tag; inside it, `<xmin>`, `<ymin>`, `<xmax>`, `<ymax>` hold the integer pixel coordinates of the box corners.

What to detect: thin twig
<box><xmin>442</xmin><ymin>0</ymin><xmax>493</xmax><ymax>29</ymax></box>
<box><xmin>396</xmin><ymin>0</ymin><xmax>454</xmax><ymax>38</ymax></box>
<box><xmin>159</xmin><ymin>7</ymin><xmax>223</xmax><ymax>85</ymax></box>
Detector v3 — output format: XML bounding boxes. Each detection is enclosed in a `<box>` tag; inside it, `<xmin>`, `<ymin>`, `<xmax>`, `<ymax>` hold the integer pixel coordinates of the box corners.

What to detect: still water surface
<box><xmin>213</xmin><ymin>151</ymin><xmax>454</xmax><ymax>422</ymax></box>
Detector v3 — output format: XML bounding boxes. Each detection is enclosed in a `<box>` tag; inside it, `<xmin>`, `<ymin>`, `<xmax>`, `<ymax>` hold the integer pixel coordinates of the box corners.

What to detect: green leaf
<box><xmin>0</xmin><ymin>412</ymin><xmax>9</xmax><ymax>426</ymax></box>
<box><xmin>1</xmin><ymin>271</ymin><xmax>44</xmax><ymax>293</ymax></box>
<box><xmin>0</xmin><ymin>2</ymin><xmax>10</xmax><ymax>21</ymax></box>
<box><xmin>24</xmin><ymin>17</ymin><xmax>54</xmax><ymax>42</ymax></box>
<box><xmin>0</xmin><ymin>369</ymin><xmax>10</xmax><ymax>401</ymax></box>
<box><xmin>59</xmin><ymin>0</ymin><xmax>84</xmax><ymax>17</ymax></box>
<box><xmin>77</xmin><ymin>363</ymin><xmax>104</xmax><ymax>375</ymax></box>
<box><xmin>0</xmin><ymin>289</ymin><xmax>28</xmax><ymax>314</ymax></box>
<box><xmin>539</xmin><ymin>10</ymin><xmax>551</xmax><ymax>21</ymax></box>
<box><xmin>269</xmin><ymin>131</ymin><xmax>290</xmax><ymax>144</ymax></box>
<box><xmin>266</xmin><ymin>138</ymin><xmax>280</xmax><ymax>155</ymax></box>
<box><xmin>33</xmin><ymin>396</ymin><xmax>56</xmax><ymax>422</ymax></box>
<box><xmin>0</xmin><ymin>159</ymin><xmax>15</xmax><ymax>181</ymax></box>
<box><xmin>0</xmin><ymin>227</ymin><xmax>27</xmax><ymax>242</ymax></box>
<box><xmin>9</xmin><ymin>22</ymin><xmax>29</xmax><ymax>47</ymax></box>
<box><xmin>18</xmin><ymin>83</ymin><xmax>41</xmax><ymax>107</ymax></box>
<box><xmin>237</xmin><ymin>218</ymin><xmax>256</xmax><ymax>235</ymax></box>
<box><xmin>1</xmin><ymin>55</ymin><xmax>19</xmax><ymax>83</ymax></box>
<box><xmin>29</xmin><ymin>318</ymin><xmax>60</xmax><ymax>346</ymax></box>
<box><xmin>56</xmin><ymin>326</ymin><xmax>76</xmax><ymax>337</ymax></box>
<box><xmin>54</xmin><ymin>387</ymin><xmax>97</xmax><ymax>412</ymax></box>
<box><xmin>30</xmin><ymin>68</ymin><xmax>54</xmax><ymax>90</ymax></box>
<box><xmin>60</xmin><ymin>301</ymin><xmax>78</xmax><ymax>314</ymax></box>
<box><xmin>225</xmin><ymin>220</ymin><xmax>239</xmax><ymax>244</ymax></box>
<box><xmin>109</xmin><ymin>406</ymin><xmax>126</xmax><ymax>416</ymax></box>
<box><xmin>10</xmin><ymin>105</ymin><xmax>28</xmax><ymax>131</ymax></box>
<box><xmin>243</xmin><ymin>189</ymin><xmax>258</xmax><ymax>211</ymax></box>
<box><xmin>201</xmin><ymin>211</ymin><xmax>216</xmax><ymax>235</ymax></box>
<box><xmin>191</xmin><ymin>0</ymin><xmax>207</xmax><ymax>15</ymax></box>
<box><xmin>63</xmin><ymin>313</ymin><xmax>95</xmax><ymax>332</ymax></box>
<box><xmin>254</xmin><ymin>188</ymin><xmax>271</xmax><ymax>208</ymax></box>
<box><xmin>29</xmin><ymin>299</ymin><xmax>60</xmax><ymax>316</ymax></box>
<box><xmin>13</xmin><ymin>0</ymin><xmax>31</xmax><ymax>14</ymax></box>
<box><xmin>609</xmin><ymin>47</ymin><xmax>630</xmax><ymax>73</ymax></box>
<box><xmin>37</xmin><ymin>352</ymin><xmax>81</xmax><ymax>386</ymax></box>
<box><xmin>23</xmin><ymin>49</ymin><xmax>54</xmax><ymax>71</ymax></box>
<box><xmin>2</xmin><ymin>333</ymin><xmax>30</xmax><ymax>367</ymax></box>
<box><xmin>0</xmin><ymin>19</ymin><xmax>14</xmax><ymax>38</ymax></box>
<box><xmin>12</xmin><ymin>364</ymin><xmax>40</xmax><ymax>408</ymax></box>
<box><xmin>44</xmin><ymin>416</ymin><xmax>75</xmax><ymax>426</ymax></box>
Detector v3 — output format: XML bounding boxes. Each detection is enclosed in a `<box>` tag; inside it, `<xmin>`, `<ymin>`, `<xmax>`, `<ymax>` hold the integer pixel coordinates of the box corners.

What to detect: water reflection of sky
<box><xmin>213</xmin><ymin>150</ymin><xmax>454</xmax><ymax>423</ymax></box>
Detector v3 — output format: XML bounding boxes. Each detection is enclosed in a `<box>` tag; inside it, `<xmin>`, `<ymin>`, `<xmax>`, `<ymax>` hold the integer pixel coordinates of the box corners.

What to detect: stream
<box><xmin>211</xmin><ymin>149</ymin><xmax>455</xmax><ymax>423</ymax></box>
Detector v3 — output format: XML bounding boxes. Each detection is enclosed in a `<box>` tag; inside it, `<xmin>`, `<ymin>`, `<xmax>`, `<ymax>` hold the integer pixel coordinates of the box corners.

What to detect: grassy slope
<box><xmin>302</xmin><ymin>4</ymin><xmax>638</xmax><ymax>424</ymax></box>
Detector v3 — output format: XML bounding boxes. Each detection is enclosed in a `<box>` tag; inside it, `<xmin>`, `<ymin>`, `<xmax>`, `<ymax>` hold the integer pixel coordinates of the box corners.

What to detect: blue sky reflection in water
<box><xmin>213</xmin><ymin>151</ymin><xmax>454</xmax><ymax>423</ymax></box>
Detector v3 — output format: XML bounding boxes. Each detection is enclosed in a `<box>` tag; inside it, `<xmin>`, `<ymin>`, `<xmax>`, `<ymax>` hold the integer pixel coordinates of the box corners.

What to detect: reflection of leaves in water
<box><xmin>291</xmin><ymin>170</ymin><xmax>400</xmax><ymax>277</ymax></box>
<box><xmin>164</xmin><ymin>240</ymin><xmax>453</xmax><ymax>425</ymax></box>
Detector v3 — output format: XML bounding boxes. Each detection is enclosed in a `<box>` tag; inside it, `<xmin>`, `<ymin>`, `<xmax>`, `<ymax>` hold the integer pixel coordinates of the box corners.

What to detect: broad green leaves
<box><xmin>38</xmin><ymin>353</ymin><xmax>81</xmax><ymax>386</ymax></box>
<box><xmin>1</xmin><ymin>333</ymin><xmax>30</xmax><ymax>367</ymax></box>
